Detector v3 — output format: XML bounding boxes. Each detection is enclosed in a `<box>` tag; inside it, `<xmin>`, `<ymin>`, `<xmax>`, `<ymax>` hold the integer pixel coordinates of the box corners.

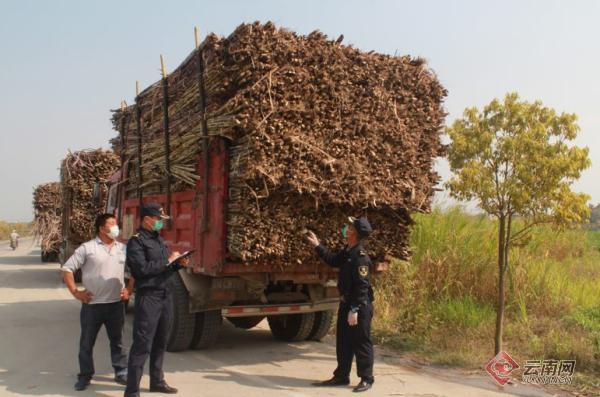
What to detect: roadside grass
<box><xmin>372</xmin><ymin>207</ymin><xmax>600</xmax><ymax>392</ymax></box>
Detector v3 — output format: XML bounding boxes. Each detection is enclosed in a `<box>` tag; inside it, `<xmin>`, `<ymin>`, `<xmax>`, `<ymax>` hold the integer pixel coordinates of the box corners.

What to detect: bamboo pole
<box><xmin>195</xmin><ymin>27</ymin><xmax>210</xmax><ymax>233</ymax></box>
<box><xmin>118</xmin><ymin>99</ymin><xmax>127</xmax><ymax>225</ymax></box>
<box><xmin>160</xmin><ymin>55</ymin><xmax>172</xmax><ymax>222</ymax></box>
<box><xmin>135</xmin><ymin>85</ymin><xmax>143</xmax><ymax>207</ymax></box>
<box><xmin>160</xmin><ymin>54</ymin><xmax>167</xmax><ymax>79</ymax></box>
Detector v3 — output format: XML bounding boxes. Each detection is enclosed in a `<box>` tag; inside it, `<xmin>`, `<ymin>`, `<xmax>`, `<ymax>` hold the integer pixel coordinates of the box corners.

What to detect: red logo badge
<box><xmin>485</xmin><ymin>351</ymin><xmax>519</xmax><ymax>386</ymax></box>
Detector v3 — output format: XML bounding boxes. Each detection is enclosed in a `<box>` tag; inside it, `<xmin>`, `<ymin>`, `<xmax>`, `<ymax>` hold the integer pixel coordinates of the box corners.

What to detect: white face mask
<box><xmin>107</xmin><ymin>225</ymin><xmax>120</xmax><ymax>240</ymax></box>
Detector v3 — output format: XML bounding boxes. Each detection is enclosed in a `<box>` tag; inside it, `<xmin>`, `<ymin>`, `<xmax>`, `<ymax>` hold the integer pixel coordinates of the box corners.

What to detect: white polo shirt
<box><xmin>61</xmin><ymin>237</ymin><xmax>126</xmax><ymax>304</ymax></box>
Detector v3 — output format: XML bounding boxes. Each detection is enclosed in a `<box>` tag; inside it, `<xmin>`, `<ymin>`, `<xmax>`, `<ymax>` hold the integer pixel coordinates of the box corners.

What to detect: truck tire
<box><xmin>307</xmin><ymin>310</ymin><xmax>335</xmax><ymax>341</ymax></box>
<box><xmin>48</xmin><ymin>251</ymin><xmax>59</xmax><ymax>262</ymax></box>
<box><xmin>267</xmin><ymin>313</ymin><xmax>316</xmax><ymax>342</ymax></box>
<box><xmin>190</xmin><ymin>310</ymin><xmax>222</xmax><ymax>349</ymax></box>
<box><xmin>166</xmin><ymin>273</ymin><xmax>196</xmax><ymax>352</ymax></box>
<box><xmin>227</xmin><ymin>316</ymin><xmax>264</xmax><ymax>330</ymax></box>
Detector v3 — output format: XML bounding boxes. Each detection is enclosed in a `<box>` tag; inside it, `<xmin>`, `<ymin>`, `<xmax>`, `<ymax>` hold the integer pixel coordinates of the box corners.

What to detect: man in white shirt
<box><xmin>62</xmin><ymin>213</ymin><xmax>134</xmax><ymax>391</ymax></box>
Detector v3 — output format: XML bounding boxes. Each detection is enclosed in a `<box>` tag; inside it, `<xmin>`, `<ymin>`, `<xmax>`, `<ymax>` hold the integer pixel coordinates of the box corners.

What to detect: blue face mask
<box><xmin>341</xmin><ymin>225</ymin><xmax>348</xmax><ymax>238</ymax></box>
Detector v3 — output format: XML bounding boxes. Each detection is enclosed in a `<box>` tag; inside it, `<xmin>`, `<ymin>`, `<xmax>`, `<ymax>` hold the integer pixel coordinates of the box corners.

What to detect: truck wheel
<box><xmin>191</xmin><ymin>310</ymin><xmax>222</xmax><ymax>349</ymax></box>
<box><xmin>166</xmin><ymin>274</ymin><xmax>195</xmax><ymax>352</ymax></box>
<box><xmin>227</xmin><ymin>316</ymin><xmax>264</xmax><ymax>330</ymax></box>
<box><xmin>267</xmin><ymin>313</ymin><xmax>315</xmax><ymax>342</ymax></box>
<box><xmin>307</xmin><ymin>310</ymin><xmax>335</xmax><ymax>341</ymax></box>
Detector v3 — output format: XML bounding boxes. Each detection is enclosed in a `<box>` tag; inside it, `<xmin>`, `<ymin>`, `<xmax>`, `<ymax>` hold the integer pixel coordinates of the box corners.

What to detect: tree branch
<box><xmin>508</xmin><ymin>219</ymin><xmax>545</xmax><ymax>244</ymax></box>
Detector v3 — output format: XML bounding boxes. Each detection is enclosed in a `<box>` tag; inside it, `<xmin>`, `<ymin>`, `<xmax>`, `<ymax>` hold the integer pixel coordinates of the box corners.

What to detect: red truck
<box><xmin>104</xmin><ymin>137</ymin><xmax>387</xmax><ymax>352</ymax></box>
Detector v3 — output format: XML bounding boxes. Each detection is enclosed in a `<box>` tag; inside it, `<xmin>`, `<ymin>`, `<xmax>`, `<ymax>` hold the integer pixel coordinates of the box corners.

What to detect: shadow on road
<box><xmin>0</xmin><ymin>293</ymin><xmax>335</xmax><ymax>396</ymax></box>
<box><xmin>0</xmin><ymin>255</ymin><xmax>46</xmax><ymax>266</ymax></box>
<box><xmin>0</xmin><ymin>244</ymin><xmax>44</xmax><ymax>266</ymax></box>
<box><xmin>0</xmin><ymin>298</ymin><xmax>123</xmax><ymax>397</ymax></box>
<box><xmin>157</xmin><ymin>322</ymin><xmax>337</xmax><ymax>391</ymax></box>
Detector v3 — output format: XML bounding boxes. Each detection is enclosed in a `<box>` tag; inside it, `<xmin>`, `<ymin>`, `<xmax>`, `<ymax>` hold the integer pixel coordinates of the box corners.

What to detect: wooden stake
<box><xmin>136</xmin><ymin>97</ymin><xmax>143</xmax><ymax>207</ymax></box>
<box><xmin>160</xmin><ymin>54</ymin><xmax>167</xmax><ymax>78</ymax></box>
<box><xmin>194</xmin><ymin>26</ymin><xmax>200</xmax><ymax>50</ymax></box>
<box><xmin>195</xmin><ymin>33</ymin><xmax>210</xmax><ymax>233</ymax></box>
<box><xmin>161</xmin><ymin>66</ymin><xmax>172</xmax><ymax>222</ymax></box>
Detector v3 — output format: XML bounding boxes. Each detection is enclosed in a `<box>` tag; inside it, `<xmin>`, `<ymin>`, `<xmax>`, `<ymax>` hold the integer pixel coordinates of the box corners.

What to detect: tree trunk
<box><xmin>494</xmin><ymin>216</ymin><xmax>506</xmax><ymax>355</ymax></box>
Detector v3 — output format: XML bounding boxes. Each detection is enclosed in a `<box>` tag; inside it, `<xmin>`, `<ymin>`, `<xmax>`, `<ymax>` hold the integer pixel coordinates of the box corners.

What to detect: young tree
<box><xmin>446</xmin><ymin>93</ymin><xmax>590</xmax><ymax>354</ymax></box>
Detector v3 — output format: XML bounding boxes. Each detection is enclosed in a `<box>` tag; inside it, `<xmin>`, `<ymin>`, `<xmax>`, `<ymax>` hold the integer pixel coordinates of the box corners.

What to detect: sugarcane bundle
<box><xmin>111</xmin><ymin>22</ymin><xmax>447</xmax><ymax>264</ymax></box>
<box><xmin>32</xmin><ymin>182</ymin><xmax>62</xmax><ymax>253</ymax></box>
<box><xmin>60</xmin><ymin>149</ymin><xmax>120</xmax><ymax>244</ymax></box>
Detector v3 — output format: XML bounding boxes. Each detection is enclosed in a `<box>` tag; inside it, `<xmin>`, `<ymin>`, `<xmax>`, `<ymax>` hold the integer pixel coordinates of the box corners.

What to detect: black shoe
<box><xmin>150</xmin><ymin>382</ymin><xmax>178</xmax><ymax>394</ymax></box>
<box><xmin>312</xmin><ymin>377</ymin><xmax>350</xmax><ymax>386</ymax></box>
<box><xmin>114</xmin><ymin>373</ymin><xmax>128</xmax><ymax>385</ymax></box>
<box><xmin>353</xmin><ymin>380</ymin><xmax>373</xmax><ymax>392</ymax></box>
<box><xmin>74</xmin><ymin>377</ymin><xmax>91</xmax><ymax>391</ymax></box>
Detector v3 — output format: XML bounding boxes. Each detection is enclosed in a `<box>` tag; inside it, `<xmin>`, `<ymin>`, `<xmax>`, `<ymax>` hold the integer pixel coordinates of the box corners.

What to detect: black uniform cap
<box><xmin>140</xmin><ymin>203</ymin><xmax>170</xmax><ymax>219</ymax></box>
<box><xmin>348</xmin><ymin>216</ymin><xmax>373</xmax><ymax>238</ymax></box>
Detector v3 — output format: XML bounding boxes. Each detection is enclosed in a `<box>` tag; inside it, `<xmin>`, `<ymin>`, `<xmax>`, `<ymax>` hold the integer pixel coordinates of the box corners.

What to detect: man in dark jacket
<box><xmin>124</xmin><ymin>203</ymin><xmax>189</xmax><ymax>397</ymax></box>
<box><xmin>307</xmin><ymin>216</ymin><xmax>375</xmax><ymax>393</ymax></box>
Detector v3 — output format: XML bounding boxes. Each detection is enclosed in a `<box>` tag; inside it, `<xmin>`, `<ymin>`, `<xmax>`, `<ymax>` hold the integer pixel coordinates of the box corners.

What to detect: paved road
<box><xmin>0</xmin><ymin>238</ymin><xmax>566</xmax><ymax>397</ymax></box>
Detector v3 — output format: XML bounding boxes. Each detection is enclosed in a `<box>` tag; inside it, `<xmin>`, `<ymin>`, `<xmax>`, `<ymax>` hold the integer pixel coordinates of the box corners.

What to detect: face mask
<box><xmin>341</xmin><ymin>225</ymin><xmax>348</xmax><ymax>238</ymax></box>
<box><xmin>152</xmin><ymin>219</ymin><xmax>164</xmax><ymax>231</ymax></box>
<box><xmin>107</xmin><ymin>225</ymin><xmax>120</xmax><ymax>240</ymax></box>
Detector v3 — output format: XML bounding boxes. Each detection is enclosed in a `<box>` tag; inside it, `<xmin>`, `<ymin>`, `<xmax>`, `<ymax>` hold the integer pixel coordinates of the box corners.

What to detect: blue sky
<box><xmin>0</xmin><ymin>0</ymin><xmax>598</xmax><ymax>221</ymax></box>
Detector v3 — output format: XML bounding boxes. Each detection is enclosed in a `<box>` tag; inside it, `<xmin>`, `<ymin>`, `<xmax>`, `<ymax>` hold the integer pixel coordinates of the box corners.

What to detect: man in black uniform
<box><xmin>124</xmin><ymin>203</ymin><xmax>189</xmax><ymax>397</ymax></box>
<box><xmin>306</xmin><ymin>216</ymin><xmax>375</xmax><ymax>393</ymax></box>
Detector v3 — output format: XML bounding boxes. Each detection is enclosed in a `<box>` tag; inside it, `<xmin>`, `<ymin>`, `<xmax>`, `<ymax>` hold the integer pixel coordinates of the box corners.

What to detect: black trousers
<box><xmin>78</xmin><ymin>301</ymin><xmax>127</xmax><ymax>379</ymax></box>
<box><xmin>333</xmin><ymin>303</ymin><xmax>374</xmax><ymax>383</ymax></box>
<box><xmin>125</xmin><ymin>290</ymin><xmax>172</xmax><ymax>396</ymax></box>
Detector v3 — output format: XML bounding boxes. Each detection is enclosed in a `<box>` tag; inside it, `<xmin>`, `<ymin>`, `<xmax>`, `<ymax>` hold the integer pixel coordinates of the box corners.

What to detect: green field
<box><xmin>373</xmin><ymin>207</ymin><xmax>600</xmax><ymax>393</ymax></box>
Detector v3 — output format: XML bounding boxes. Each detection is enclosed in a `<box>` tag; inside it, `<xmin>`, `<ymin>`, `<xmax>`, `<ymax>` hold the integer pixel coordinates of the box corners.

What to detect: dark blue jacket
<box><xmin>315</xmin><ymin>242</ymin><xmax>374</xmax><ymax>309</ymax></box>
<box><xmin>126</xmin><ymin>227</ymin><xmax>180</xmax><ymax>291</ymax></box>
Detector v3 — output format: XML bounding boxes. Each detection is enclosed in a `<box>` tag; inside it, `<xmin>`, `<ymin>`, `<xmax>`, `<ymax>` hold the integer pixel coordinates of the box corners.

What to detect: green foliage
<box><xmin>433</xmin><ymin>296</ymin><xmax>495</xmax><ymax>329</ymax></box>
<box><xmin>590</xmin><ymin>204</ymin><xmax>600</xmax><ymax>229</ymax></box>
<box><xmin>445</xmin><ymin>92</ymin><xmax>592</xmax><ymax>354</ymax></box>
<box><xmin>567</xmin><ymin>306</ymin><xmax>600</xmax><ymax>334</ymax></box>
<box><xmin>373</xmin><ymin>207</ymin><xmax>600</xmax><ymax>374</ymax></box>
<box><xmin>446</xmin><ymin>92</ymin><xmax>590</xmax><ymax>226</ymax></box>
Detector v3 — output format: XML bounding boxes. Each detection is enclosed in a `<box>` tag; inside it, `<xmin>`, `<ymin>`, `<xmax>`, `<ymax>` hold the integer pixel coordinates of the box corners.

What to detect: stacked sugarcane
<box><xmin>32</xmin><ymin>182</ymin><xmax>62</xmax><ymax>254</ymax></box>
<box><xmin>111</xmin><ymin>22</ymin><xmax>447</xmax><ymax>265</ymax></box>
<box><xmin>60</xmin><ymin>149</ymin><xmax>120</xmax><ymax>244</ymax></box>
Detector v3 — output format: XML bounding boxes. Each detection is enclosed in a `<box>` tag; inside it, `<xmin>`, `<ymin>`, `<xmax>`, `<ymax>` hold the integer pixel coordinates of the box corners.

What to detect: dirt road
<box><xmin>0</xmin><ymin>238</ymin><xmax>566</xmax><ymax>397</ymax></box>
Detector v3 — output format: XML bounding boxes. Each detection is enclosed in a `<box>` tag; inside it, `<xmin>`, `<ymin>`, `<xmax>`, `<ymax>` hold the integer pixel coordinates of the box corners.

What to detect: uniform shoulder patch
<box><xmin>359</xmin><ymin>249</ymin><xmax>367</xmax><ymax>256</ymax></box>
<box><xmin>358</xmin><ymin>265</ymin><xmax>369</xmax><ymax>278</ymax></box>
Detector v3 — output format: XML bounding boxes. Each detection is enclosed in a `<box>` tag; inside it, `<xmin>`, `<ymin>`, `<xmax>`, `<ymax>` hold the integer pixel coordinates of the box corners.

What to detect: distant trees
<box><xmin>589</xmin><ymin>204</ymin><xmax>600</xmax><ymax>228</ymax></box>
<box><xmin>0</xmin><ymin>221</ymin><xmax>31</xmax><ymax>240</ymax></box>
